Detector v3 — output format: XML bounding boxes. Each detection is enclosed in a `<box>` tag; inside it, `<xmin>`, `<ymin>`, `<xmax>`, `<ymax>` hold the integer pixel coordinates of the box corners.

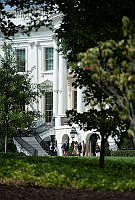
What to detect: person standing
<box><xmin>78</xmin><ymin>142</ymin><xmax>82</xmax><ymax>156</ymax></box>
<box><xmin>82</xmin><ymin>140</ymin><xmax>86</xmax><ymax>156</ymax></box>
<box><xmin>96</xmin><ymin>143</ymin><xmax>100</xmax><ymax>157</ymax></box>
<box><xmin>54</xmin><ymin>144</ymin><xmax>58</xmax><ymax>156</ymax></box>
<box><xmin>61</xmin><ymin>140</ymin><xmax>69</xmax><ymax>156</ymax></box>
<box><xmin>64</xmin><ymin>140</ymin><xmax>69</xmax><ymax>156</ymax></box>
<box><xmin>50</xmin><ymin>141</ymin><xmax>54</xmax><ymax>156</ymax></box>
<box><xmin>73</xmin><ymin>141</ymin><xmax>77</xmax><ymax>156</ymax></box>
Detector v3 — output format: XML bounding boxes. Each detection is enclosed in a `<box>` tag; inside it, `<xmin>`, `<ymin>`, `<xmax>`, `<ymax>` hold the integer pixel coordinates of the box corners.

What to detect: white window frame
<box><xmin>15</xmin><ymin>46</ymin><xmax>28</xmax><ymax>73</ymax></box>
<box><xmin>42</xmin><ymin>46</ymin><xmax>53</xmax><ymax>73</ymax></box>
<box><xmin>43</xmin><ymin>91</ymin><xmax>53</xmax><ymax>123</ymax></box>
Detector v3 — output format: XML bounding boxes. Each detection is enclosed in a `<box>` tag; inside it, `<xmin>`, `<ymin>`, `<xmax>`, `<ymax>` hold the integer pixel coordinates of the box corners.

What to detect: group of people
<box><xmin>50</xmin><ymin>140</ymin><xmax>101</xmax><ymax>156</ymax></box>
<box><xmin>74</xmin><ymin>141</ymin><xmax>101</xmax><ymax>156</ymax></box>
<box><xmin>73</xmin><ymin>141</ymin><xmax>86</xmax><ymax>156</ymax></box>
<box><xmin>61</xmin><ymin>140</ymin><xmax>87</xmax><ymax>156</ymax></box>
<box><xmin>49</xmin><ymin>142</ymin><xmax>58</xmax><ymax>156</ymax></box>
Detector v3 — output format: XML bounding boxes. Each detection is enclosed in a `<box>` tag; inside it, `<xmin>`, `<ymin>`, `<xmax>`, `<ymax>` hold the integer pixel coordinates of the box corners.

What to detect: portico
<box><xmin>52</xmin><ymin>37</ymin><xmax>85</xmax><ymax>128</ymax></box>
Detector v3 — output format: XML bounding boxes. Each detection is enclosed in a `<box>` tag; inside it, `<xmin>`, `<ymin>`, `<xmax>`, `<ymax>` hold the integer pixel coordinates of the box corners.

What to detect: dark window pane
<box><xmin>45</xmin><ymin>48</ymin><xmax>53</xmax><ymax>71</ymax></box>
<box><xmin>16</xmin><ymin>49</ymin><xmax>25</xmax><ymax>72</ymax></box>
<box><xmin>45</xmin><ymin>92</ymin><xmax>53</xmax><ymax>122</ymax></box>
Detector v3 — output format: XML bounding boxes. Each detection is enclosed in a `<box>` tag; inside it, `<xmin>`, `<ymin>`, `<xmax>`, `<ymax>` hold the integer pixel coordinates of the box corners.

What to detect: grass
<box><xmin>0</xmin><ymin>153</ymin><xmax>135</xmax><ymax>191</ymax></box>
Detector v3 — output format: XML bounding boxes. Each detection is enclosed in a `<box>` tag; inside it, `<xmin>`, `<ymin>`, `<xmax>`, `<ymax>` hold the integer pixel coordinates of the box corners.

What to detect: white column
<box><xmin>53</xmin><ymin>38</ymin><xmax>59</xmax><ymax>117</ymax></box>
<box><xmin>58</xmin><ymin>53</ymin><xmax>67</xmax><ymax>116</ymax></box>
<box><xmin>77</xmin><ymin>87</ymin><xmax>84</xmax><ymax>113</ymax></box>
<box><xmin>27</xmin><ymin>42</ymin><xmax>37</xmax><ymax>112</ymax></box>
<box><xmin>67</xmin><ymin>82</ymin><xmax>72</xmax><ymax>110</ymax></box>
<box><xmin>35</xmin><ymin>41</ymin><xmax>39</xmax><ymax>112</ymax></box>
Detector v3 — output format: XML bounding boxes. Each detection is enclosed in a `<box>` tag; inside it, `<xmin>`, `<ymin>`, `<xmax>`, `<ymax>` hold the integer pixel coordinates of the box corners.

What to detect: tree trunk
<box><xmin>4</xmin><ymin>134</ymin><xmax>7</xmax><ymax>154</ymax></box>
<box><xmin>99</xmin><ymin>137</ymin><xmax>106</xmax><ymax>168</ymax></box>
<box><xmin>132</xmin><ymin>136</ymin><xmax>135</xmax><ymax>147</ymax></box>
<box><xmin>130</xmin><ymin>122</ymin><xmax>135</xmax><ymax>147</ymax></box>
<box><xmin>4</xmin><ymin>119</ymin><xmax>8</xmax><ymax>154</ymax></box>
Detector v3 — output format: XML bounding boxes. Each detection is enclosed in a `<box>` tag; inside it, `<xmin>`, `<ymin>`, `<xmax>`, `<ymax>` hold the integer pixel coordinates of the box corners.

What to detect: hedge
<box><xmin>111</xmin><ymin>150</ymin><xmax>135</xmax><ymax>157</ymax></box>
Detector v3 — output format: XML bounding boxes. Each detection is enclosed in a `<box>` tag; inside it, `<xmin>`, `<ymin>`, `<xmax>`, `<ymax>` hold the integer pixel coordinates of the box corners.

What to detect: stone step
<box><xmin>22</xmin><ymin>136</ymin><xmax>48</xmax><ymax>156</ymax></box>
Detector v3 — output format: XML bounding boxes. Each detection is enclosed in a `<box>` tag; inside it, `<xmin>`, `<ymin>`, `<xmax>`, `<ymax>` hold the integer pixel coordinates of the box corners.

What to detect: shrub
<box><xmin>68</xmin><ymin>141</ymin><xmax>74</xmax><ymax>156</ymax></box>
<box><xmin>0</xmin><ymin>154</ymin><xmax>135</xmax><ymax>191</ymax></box>
<box><xmin>105</xmin><ymin>141</ymin><xmax>111</xmax><ymax>156</ymax></box>
<box><xmin>111</xmin><ymin>150</ymin><xmax>135</xmax><ymax>157</ymax></box>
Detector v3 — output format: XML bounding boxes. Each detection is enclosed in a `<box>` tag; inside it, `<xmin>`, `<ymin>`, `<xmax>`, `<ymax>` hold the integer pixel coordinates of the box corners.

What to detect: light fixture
<box><xmin>70</xmin><ymin>127</ymin><xmax>77</xmax><ymax>141</ymax></box>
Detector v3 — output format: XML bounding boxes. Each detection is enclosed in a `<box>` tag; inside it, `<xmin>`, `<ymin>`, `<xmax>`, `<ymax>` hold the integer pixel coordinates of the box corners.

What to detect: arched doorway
<box><xmin>61</xmin><ymin>134</ymin><xmax>69</xmax><ymax>156</ymax></box>
<box><xmin>86</xmin><ymin>133</ymin><xmax>98</xmax><ymax>156</ymax></box>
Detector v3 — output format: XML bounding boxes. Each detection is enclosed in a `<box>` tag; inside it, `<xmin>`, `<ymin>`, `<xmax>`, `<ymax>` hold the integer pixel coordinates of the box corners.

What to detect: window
<box><xmin>45</xmin><ymin>47</ymin><xmax>53</xmax><ymax>71</ymax></box>
<box><xmin>45</xmin><ymin>92</ymin><xmax>53</xmax><ymax>122</ymax></box>
<box><xmin>16</xmin><ymin>49</ymin><xmax>25</xmax><ymax>72</ymax></box>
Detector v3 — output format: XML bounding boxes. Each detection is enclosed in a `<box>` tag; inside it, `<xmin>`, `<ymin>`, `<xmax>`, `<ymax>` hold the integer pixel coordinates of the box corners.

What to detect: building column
<box><xmin>58</xmin><ymin>53</ymin><xmax>67</xmax><ymax>116</ymax></box>
<box><xmin>77</xmin><ymin>87</ymin><xmax>84</xmax><ymax>113</ymax></box>
<box><xmin>67</xmin><ymin>82</ymin><xmax>72</xmax><ymax>110</ymax></box>
<box><xmin>35</xmin><ymin>41</ymin><xmax>39</xmax><ymax>112</ymax></box>
<box><xmin>53</xmin><ymin>38</ymin><xmax>59</xmax><ymax>117</ymax></box>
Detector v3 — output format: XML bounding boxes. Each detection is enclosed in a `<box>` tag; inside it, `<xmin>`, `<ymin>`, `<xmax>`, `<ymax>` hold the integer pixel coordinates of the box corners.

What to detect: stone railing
<box><xmin>14</xmin><ymin>136</ymin><xmax>38</xmax><ymax>156</ymax></box>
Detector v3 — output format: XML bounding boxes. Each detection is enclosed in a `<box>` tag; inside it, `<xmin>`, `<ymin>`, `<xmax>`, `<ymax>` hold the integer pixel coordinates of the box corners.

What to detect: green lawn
<box><xmin>0</xmin><ymin>153</ymin><xmax>135</xmax><ymax>191</ymax></box>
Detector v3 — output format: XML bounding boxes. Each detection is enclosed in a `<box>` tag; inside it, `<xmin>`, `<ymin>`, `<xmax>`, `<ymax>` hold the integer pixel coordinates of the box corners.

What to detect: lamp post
<box><xmin>70</xmin><ymin>127</ymin><xmax>77</xmax><ymax>142</ymax></box>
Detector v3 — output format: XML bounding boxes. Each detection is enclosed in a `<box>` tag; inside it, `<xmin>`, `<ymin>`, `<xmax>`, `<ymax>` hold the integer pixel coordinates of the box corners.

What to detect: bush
<box><xmin>0</xmin><ymin>136</ymin><xmax>17</xmax><ymax>153</ymax></box>
<box><xmin>0</xmin><ymin>154</ymin><xmax>135</xmax><ymax>191</ymax></box>
<box><xmin>68</xmin><ymin>141</ymin><xmax>74</xmax><ymax>156</ymax></box>
<box><xmin>105</xmin><ymin>141</ymin><xmax>111</xmax><ymax>156</ymax></box>
<box><xmin>111</xmin><ymin>150</ymin><xmax>135</xmax><ymax>157</ymax></box>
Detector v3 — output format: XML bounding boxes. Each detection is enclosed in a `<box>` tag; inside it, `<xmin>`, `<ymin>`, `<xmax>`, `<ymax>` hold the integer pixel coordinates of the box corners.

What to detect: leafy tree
<box><xmin>115</xmin><ymin>130</ymin><xmax>134</xmax><ymax>150</ymax></box>
<box><xmin>55</xmin><ymin>0</ymin><xmax>135</xmax><ymax>62</ymax></box>
<box><xmin>0</xmin><ymin>1</ymin><xmax>57</xmax><ymax>37</ymax></box>
<box><xmin>67</xmin><ymin>17</ymin><xmax>135</xmax><ymax>167</ymax></box>
<box><xmin>1</xmin><ymin>0</ymin><xmax>135</xmax><ymax>43</ymax></box>
<box><xmin>66</xmin><ymin>17</ymin><xmax>135</xmax><ymax>167</ymax></box>
<box><xmin>1</xmin><ymin>1</ymin><xmax>135</xmax><ymax>161</ymax></box>
<box><xmin>67</xmin><ymin>107</ymin><xmax>128</xmax><ymax>167</ymax></box>
<box><xmin>0</xmin><ymin>42</ymin><xmax>39</xmax><ymax>153</ymax></box>
<box><xmin>75</xmin><ymin>17</ymin><xmax>135</xmax><ymax>141</ymax></box>
<box><xmin>104</xmin><ymin>141</ymin><xmax>111</xmax><ymax>156</ymax></box>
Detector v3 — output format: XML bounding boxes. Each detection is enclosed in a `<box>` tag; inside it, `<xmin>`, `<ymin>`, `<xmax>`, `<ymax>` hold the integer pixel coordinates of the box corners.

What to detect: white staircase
<box><xmin>22</xmin><ymin>136</ymin><xmax>48</xmax><ymax>156</ymax></box>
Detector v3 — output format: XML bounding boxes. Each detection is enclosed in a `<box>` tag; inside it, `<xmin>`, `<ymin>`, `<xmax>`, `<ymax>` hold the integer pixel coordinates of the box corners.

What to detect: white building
<box><xmin>0</xmin><ymin>10</ymin><xmax>116</xmax><ymax>156</ymax></box>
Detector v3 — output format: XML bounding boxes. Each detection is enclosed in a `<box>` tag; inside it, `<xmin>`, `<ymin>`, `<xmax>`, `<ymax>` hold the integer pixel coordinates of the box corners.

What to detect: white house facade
<box><xmin>0</xmin><ymin>11</ymin><xmax>116</xmax><ymax>156</ymax></box>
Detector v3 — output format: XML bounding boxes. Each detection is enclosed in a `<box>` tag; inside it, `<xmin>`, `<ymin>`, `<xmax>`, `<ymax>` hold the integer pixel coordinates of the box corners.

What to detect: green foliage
<box><xmin>111</xmin><ymin>150</ymin><xmax>135</xmax><ymax>157</ymax></box>
<box><xmin>116</xmin><ymin>133</ymin><xmax>134</xmax><ymax>150</ymax></box>
<box><xmin>72</xmin><ymin>17</ymin><xmax>135</xmax><ymax>136</ymax></box>
<box><xmin>0</xmin><ymin>42</ymin><xmax>39</xmax><ymax>152</ymax></box>
<box><xmin>0</xmin><ymin>1</ymin><xmax>56</xmax><ymax>37</ymax></box>
<box><xmin>68</xmin><ymin>141</ymin><xmax>74</xmax><ymax>156</ymax></box>
<box><xmin>56</xmin><ymin>0</ymin><xmax>135</xmax><ymax>61</ymax></box>
<box><xmin>67</xmin><ymin>108</ymin><xmax>128</xmax><ymax>168</ymax></box>
<box><xmin>66</xmin><ymin>17</ymin><xmax>135</xmax><ymax>168</ymax></box>
<box><xmin>0</xmin><ymin>154</ymin><xmax>135</xmax><ymax>191</ymax></box>
<box><xmin>0</xmin><ymin>137</ymin><xmax>17</xmax><ymax>153</ymax></box>
<box><xmin>120</xmin><ymin>137</ymin><xmax>134</xmax><ymax>150</ymax></box>
<box><xmin>104</xmin><ymin>141</ymin><xmax>111</xmax><ymax>156</ymax></box>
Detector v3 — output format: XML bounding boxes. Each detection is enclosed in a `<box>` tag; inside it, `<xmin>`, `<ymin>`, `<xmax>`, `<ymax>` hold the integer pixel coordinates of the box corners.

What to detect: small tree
<box><xmin>67</xmin><ymin>108</ymin><xmax>128</xmax><ymax>168</ymax></box>
<box><xmin>0</xmin><ymin>42</ymin><xmax>39</xmax><ymax>153</ymax></box>
<box><xmin>66</xmin><ymin>17</ymin><xmax>133</xmax><ymax>167</ymax></box>
<box><xmin>75</xmin><ymin>17</ymin><xmax>135</xmax><ymax>142</ymax></box>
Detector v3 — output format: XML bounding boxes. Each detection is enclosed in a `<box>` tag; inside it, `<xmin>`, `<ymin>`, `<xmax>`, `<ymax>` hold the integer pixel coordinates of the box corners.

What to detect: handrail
<box><xmin>35</xmin><ymin>135</ymin><xmax>51</xmax><ymax>155</ymax></box>
<box><xmin>33</xmin><ymin>123</ymin><xmax>52</xmax><ymax>136</ymax></box>
<box><xmin>14</xmin><ymin>136</ymin><xmax>38</xmax><ymax>156</ymax></box>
